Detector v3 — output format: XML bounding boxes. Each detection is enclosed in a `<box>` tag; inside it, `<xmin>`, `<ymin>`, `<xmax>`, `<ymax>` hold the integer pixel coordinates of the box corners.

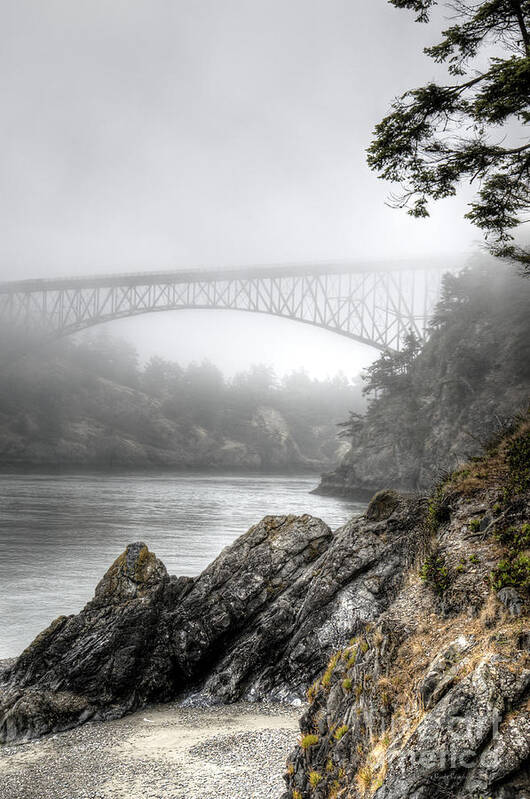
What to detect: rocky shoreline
<box><xmin>1</xmin><ymin>419</ymin><xmax>528</xmax><ymax>798</ymax></box>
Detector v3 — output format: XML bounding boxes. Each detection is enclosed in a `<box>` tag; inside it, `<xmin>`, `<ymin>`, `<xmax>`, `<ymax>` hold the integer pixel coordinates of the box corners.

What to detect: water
<box><xmin>0</xmin><ymin>472</ymin><xmax>364</xmax><ymax>659</ymax></box>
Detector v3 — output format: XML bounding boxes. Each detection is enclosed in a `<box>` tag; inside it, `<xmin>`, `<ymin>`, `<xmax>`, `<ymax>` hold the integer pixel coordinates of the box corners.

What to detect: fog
<box><xmin>1</xmin><ymin>0</ymin><xmax>479</xmax><ymax>376</ymax></box>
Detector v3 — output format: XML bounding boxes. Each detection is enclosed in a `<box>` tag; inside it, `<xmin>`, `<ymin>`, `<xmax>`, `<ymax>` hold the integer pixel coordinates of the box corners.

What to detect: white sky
<box><xmin>1</xmin><ymin>0</ymin><xmax>480</xmax><ymax>377</ymax></box>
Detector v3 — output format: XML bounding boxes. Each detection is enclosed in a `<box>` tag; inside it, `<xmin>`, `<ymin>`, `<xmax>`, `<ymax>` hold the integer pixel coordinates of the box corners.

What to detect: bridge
<box><xmin>0</xmin><ymin>262</ymin><xmax>447</xmax><ymax>352</ymax></box>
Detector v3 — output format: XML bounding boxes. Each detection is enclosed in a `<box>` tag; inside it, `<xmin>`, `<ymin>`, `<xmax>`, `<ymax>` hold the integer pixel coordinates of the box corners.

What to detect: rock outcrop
<box><xmin>0</xmin><ymin>497</ymin><xmax>422</xmax><ymax>743</ymax></box>
<box><xmin>284</xmin><ymin>421</ymin><xmax>530</xmax><ymax>799</ymax></box>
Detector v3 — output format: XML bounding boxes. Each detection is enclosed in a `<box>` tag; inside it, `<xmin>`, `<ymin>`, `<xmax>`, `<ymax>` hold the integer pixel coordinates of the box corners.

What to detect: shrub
<box><xmin>292</xmin><ymin>791</ymin><xmax>302</xmax><ymax>799</ymax></box>
<box><xmin>506</xmin><ymin>429</ymin><xmax>530</xmax><ymax>495</ymax></box>
<box><xmin>496</xmin><ymin>523</ymin><xmax>530</xmax><ymax>551</ymax></box>
<box><xmin>420</xmin><ymin>551</ymin><xmax>450</xmax><ymax>596</ymax></box>
<box><xmin>492</xmin><ymin>520</ymin><xmax>530</xmax><ymax>595</ymax></box>
<box><xmin>345</xmin><ymin>651</ymin><xmax>357</xmax><ymax>668</ymax></box>
<box><xmin>491</xmin><ymin>554</ymin><xmax>530</xmax><ymax>594</ymax></box>
<box><xmin>328</xmin><ymin>779</ymin><xmax>340</xmax><ymax>798</ymax></box>
<box><xmin>469</xmin><ymin>518</ymin><xmax>481</xmax><ymax>532</ymax></box>
<box><xmin>426</xmin><ymin>484</ymin><xmax>451</xmax><ymax>533</ymax></box>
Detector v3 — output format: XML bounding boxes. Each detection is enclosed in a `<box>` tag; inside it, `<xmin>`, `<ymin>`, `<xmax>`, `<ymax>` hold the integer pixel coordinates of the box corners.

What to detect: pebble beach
<box><xmin>0</xmin><ymin>702</ymin><xmax>301</xmax><ymax>799</ymax></box>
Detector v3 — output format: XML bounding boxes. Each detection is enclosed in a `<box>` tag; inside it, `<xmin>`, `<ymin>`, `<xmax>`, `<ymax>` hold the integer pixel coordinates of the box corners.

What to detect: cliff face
<box><xmin>284</xmin><ymin>420</ymin><xmax>530</xmax><ymax>799</ymax></box>
<box><xmin>1</xmin><ymin>420</ymin><xmax>528</xmax><ymax>799</ymax></box>
<box><xmin>317</xmin><ymin>265</ymin><xmax>530</xmax><ymax>498</ymax></box>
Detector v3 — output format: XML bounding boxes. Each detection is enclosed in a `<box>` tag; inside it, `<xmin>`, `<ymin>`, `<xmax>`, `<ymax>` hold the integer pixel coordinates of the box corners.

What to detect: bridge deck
<box><xmin>0</xmin><ymin>260</ymin><xmax>448</xmax><ymax>293</ymax></box>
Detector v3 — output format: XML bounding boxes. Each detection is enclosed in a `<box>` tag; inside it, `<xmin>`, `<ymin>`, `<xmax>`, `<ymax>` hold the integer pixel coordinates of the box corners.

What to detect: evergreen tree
<box><xmin>368</xmin><ymin>1</ymin><xmax>530</xmax><ymax>271</ymax></box>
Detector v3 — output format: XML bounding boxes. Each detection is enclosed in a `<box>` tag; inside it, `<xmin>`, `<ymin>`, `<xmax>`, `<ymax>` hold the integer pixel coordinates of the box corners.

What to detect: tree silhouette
<box><xmin>368</xmin><ymin>0</ymin><xmax>530</xmax><ymax>271</ymax></box>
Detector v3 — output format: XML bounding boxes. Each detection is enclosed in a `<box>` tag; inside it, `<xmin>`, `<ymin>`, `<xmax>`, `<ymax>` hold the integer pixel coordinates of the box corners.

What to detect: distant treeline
<box><xmin>0</xmin><ymin>332</ymin><xmax>364</xmax><ymax>470</ymax></box>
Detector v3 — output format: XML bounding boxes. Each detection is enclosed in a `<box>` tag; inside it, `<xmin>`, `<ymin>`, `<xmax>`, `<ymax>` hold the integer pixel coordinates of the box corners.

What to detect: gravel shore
<box><xmin>0</xmin><ymin>701</ymin><xmax>301</xmax><ymax>799</ymax></box>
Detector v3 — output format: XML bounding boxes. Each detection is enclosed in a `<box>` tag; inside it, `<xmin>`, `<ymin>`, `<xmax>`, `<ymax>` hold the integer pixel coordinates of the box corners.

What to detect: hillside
<box><xmin>0</xmin><ymin>336</ymin><xmax>361</xmax><ymax>472</ymax></box>
<box><xmin>317</xmin><ymin>263</ymin><xmax>530</xmax><ymax>497</ymax></box>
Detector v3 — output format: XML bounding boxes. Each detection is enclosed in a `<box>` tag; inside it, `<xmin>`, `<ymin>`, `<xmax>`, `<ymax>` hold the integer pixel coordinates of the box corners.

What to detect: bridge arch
<box><xmin>0</xmin><ymin>263</ymin><xmax>445</xmax><ymax>352</ymax></box>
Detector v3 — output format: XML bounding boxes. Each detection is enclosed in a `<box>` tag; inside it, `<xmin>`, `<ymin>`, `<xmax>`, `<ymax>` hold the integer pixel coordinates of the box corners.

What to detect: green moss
<box><xmin>309</xmin><ymin>771</ymin><xmax>323</xmax><ymax>787</ymax></box>
<box><xmin>321</xmin><ymin>651</ymin><xmax>341</xmax><ymax>688</ymax></box>
<box><xmin>342</xmin><ymin>677</ymin><xmax>352</xmax><ymax>691</ymax></box>
<box><xmin>334</xmin><ymin>724</ymin><xmax>349</xmax><ymax>741</ymax></box>
<box><xmin>469</xmin><ymin>553</ymin><xmax>479</xmax><ymax>564</ymax></box>
<box><xmin>469</xmin><ymin>518</ymin><xmax>481</xmax><ymax>532</ymax></box>
<box><xmin>134</xmin><ymin>545</ymin><xmax>151</xmax><ymax>579</ymax></box>
<box><xmin>307</xmin><ymin>679</ymin><xmax>320</xmax><ymax>704</ymax></box>
<box><xmin>300</xmin><ymin>733</ymin><xmax>319</xmax><ymax>749</ymax></box>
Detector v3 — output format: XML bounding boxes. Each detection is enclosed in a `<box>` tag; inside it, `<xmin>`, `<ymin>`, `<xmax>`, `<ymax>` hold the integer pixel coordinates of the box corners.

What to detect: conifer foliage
<box><xmin>368</xmin><ymin>1</ymin><xmax>530</xmax><ymax>271</ymax></box>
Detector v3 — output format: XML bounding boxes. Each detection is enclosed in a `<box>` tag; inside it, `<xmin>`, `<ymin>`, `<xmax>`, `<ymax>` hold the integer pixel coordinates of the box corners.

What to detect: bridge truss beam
<box><xmin>0</xmin><ymin>265</ymin><xmax>445</xmax><ymax>352</ymax></box>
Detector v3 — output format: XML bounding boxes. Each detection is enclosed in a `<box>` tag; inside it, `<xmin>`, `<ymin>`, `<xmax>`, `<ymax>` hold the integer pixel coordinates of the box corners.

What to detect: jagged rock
<box><xmin>419</xmin><ymin>635</ymin><xmax>475</xmax><ymax>709</ymax></box>
<box><xmin>0</xmin><ymin>500</ymin><xmax>421</xmax><ymax>743</ymax></box>
<box><xmin>365</xmin><ymin>490</ymin><xmax>401</xmax><ymax>521</ymax></box>
<box><xmin>0</xmin><ymin>542</ymin><xmax>173</xmax><ymax>742</ymax></box>
<box><xmin>378</xmin><ymin>657</ymin><xmax>530</xmax><ymax>799</ymax></box>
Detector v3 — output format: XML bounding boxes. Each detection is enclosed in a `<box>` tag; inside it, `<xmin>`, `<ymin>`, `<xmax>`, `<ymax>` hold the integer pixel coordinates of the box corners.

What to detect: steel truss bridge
<box><xmin>0</xmin><ymin>263</ymin><xmax>447</xmax><ymax>352</ymax></box>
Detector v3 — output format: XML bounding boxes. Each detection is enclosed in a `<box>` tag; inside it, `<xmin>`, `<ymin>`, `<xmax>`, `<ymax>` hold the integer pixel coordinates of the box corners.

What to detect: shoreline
<box><xmin>0</xmin><ymin>464</ymin><xmax>328</xmax><ymax>477</ymax></box>
<box><xmin>0</xmin><ymin>700</ymin><xmax>301</xmax><ymax>799</ymax></box>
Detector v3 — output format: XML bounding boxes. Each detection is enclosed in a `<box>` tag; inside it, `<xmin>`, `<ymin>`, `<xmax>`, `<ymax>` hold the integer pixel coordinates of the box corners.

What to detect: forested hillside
<box><xmin>317</xmin><ymin>262</ymin><xmax>530</xmax><ymax>496</ymax></box>
<box><xmin>0</xmin><ymin>334</ymin><xmax>363</xmax><ymax>471</ymax></box>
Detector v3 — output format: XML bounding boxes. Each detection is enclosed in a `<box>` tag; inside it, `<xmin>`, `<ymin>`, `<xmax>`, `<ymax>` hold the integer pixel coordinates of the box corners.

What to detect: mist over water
<box><xmin>0</xmin><ymin>471</ymin><xmax>364</xmax><ymax>659</ymax></box>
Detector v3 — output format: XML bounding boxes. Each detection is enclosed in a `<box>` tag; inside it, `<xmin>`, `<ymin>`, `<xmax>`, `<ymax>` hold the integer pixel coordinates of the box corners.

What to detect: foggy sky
<box><xmin>1</xmin><ymin>1</ymin><xmax>479</xmax><ymax>377</ymax></box>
